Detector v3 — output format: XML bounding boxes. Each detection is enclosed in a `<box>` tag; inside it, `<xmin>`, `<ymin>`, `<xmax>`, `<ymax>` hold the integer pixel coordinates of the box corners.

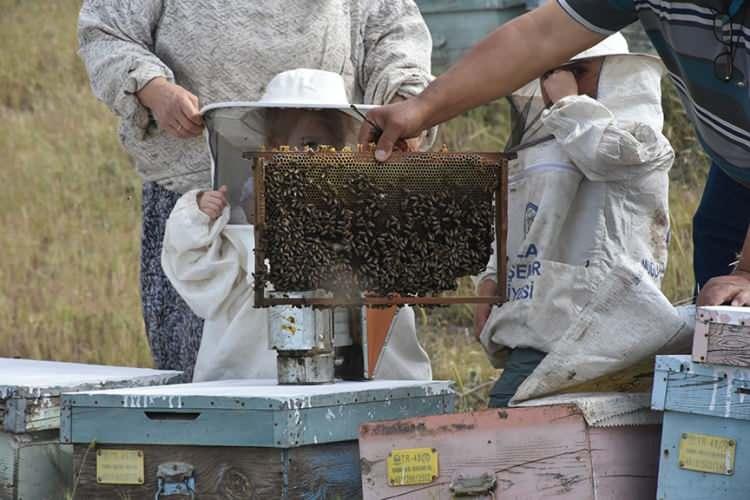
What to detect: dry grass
<box><xmin>0</xmin><ymin>0</ymin><xmax>708</xmax><ymax>409</ymax></box>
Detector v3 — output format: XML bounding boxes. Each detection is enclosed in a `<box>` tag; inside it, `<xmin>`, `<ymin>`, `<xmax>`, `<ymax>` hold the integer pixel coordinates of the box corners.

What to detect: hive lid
<box><xmin>0</xmin><ymin>358</ymin><xmax>181</xmax><ymax>400</ymax></box>
<box><xmin>63</xmin><ymin>378</ymin><xmax>453</xmax><ymax>411</ymax></box>
<box><xmin>0</xmin><ymin>358</ymin><xmax>181</xmax><ymax>433</ymax></box>
<box><xmin>697</xmin><ymin>305</ymin><xmax>750</xmax><ymax>326</ymax></box>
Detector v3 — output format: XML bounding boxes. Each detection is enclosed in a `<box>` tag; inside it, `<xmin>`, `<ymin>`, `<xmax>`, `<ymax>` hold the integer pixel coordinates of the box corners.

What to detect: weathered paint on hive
<box><xmin>62</xmin><ymin>379</ymin><xmax>455</xmax><ymax>448</ymax></box>
<box><xmin>652</xmin><ymin>356</ymin><xmax>750</xmax><ymax>421</ymax></box>
<box><xmin>693</xmin><ymin>307</ymin><xmax>750</xmax><ymax>368</ymax></box>
<box><xmin>657</xmin><ymin>411</ymin><xmax>750</xmax><ymax>499</ymax></box>
<box><xmin>359</xmin><ymin>405</ymin><xmax>660</xmax><ymax>499</ymax></box>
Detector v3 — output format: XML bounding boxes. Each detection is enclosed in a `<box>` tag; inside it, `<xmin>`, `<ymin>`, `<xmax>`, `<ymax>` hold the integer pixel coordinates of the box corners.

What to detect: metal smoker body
<box><xmin>269</xmin><ymin>296</ymin><xmax>356</xmax><ymax>384</ymax></box>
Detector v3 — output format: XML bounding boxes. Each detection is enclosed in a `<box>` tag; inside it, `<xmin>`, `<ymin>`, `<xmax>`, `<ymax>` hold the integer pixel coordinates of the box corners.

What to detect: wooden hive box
<box><xmin>60</xmin><ymin>379</ymin><xmax>454</xmax><ymax>499</ymax></box>
<box><xmin>359</xmin><ymin>392</ymin><xmax>661</xmax><ymax>499</ymax></box>
<box><xmin>652</xmin><ymin>355</ymin><xmax>750</xmax><ymax>499</ymax></box>
<box><xmin>0</xmin><ymin>358</ymin><xmax>180</xmax><ymax>500</ymax></box>
<box><xmin>692</xmin><ymin>305</ymin><xmax>750</xmax><ymax>367</ymax></box>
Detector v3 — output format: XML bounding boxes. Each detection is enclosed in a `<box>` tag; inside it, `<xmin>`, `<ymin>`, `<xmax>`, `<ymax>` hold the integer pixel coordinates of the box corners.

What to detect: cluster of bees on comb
<box><xmin>256</xmin><ymin>146</ymin><xmax>496</xmax><ymax>301</ymax></box>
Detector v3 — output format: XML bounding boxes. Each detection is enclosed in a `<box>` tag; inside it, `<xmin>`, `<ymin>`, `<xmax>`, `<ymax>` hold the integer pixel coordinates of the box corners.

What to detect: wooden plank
<box><xmin>0</xmin><ymin>430</ymin><xmax>73</xmax><ymax>500</ymax></box>
<box><xmin>659</xmin><ymin>369</ymin><xmax>750</xmax><ymax>421</ymax></box>
<box><xmin>287</xmin><ymin>442</ymin><xmax>362</xmax><ymax>499</ymax></box>
<box><xmin>17</xmin><ymin>438</ymin><xmax>72</xmax><ymax>500</ymax></box>
<box><xmin>0</xmin><ymin>432</ymin><xmax>17</xmax><ymax>487</ymax></box>
<box><xmin>658</xmin><ymin>411</ymin><xmax>750</xmax><ymax>499</ymax></box>
<box><xmin>588</xmin><ymin>425</ymin><xmax>660</xmax><ymax>500</ymax></box>
<box><xmin>706</xmin><ymin>323</ymin><xmax>750</xmax><ymax>368</ymax></box>
<box><xmin>693</xmin><ymin>306</ymin><xmax>750</xmax><ymax>367</ymax></box>
<box><xmin>359</xmin><ymin>406</ymin><xmax>594</xmax><ymax>499</ymax></box>
<box><xmin>72</xmin><ymin>444</ymin><xmax>284</xmax><ymax>499</ymax></box>
<box><xmin>563</xmin><ymin>357</ymin><xmax>656</xmax><ymax>394</ymax></box>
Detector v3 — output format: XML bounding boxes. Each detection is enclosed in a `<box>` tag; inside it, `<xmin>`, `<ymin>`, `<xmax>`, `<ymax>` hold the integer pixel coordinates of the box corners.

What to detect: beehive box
<box><xmin>0</xmin><ymin>358</ymin><xmax>180</xmax><ymax>500</ymax></box>
<box><xmin>61</xmin><ymin>379</ymin><xmax>454</xmax><ymax>499</ymax></box>
<box><xmin>415</xmin><ymin>0</ymin><xmax>527</xmax><ymax>70</ymax></box>
<box><xmin>652</xmin><ymin>355</ymin><xmax>750</xmax><ymax>499</ymax></box>
<box><xmin>359</xmin><ymin>392</ymin><xmax>661</xmax><ymax>499</ymax></box>
<box><xmin>692</xmin><ymin>305</ymin><xmax>750</xmax><ymax>367</ymax></box>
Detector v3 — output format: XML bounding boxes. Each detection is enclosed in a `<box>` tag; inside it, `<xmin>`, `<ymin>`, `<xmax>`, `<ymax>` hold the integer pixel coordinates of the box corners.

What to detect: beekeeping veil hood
<box><xmin>200</xmin><ymin>69</ymin><xmax>376</xmax><ymax>224</ymax></box>
<box><xmin>507</xmin><ymin>33</ymin><xmax>664</xmax><ymax>149</ymax></box>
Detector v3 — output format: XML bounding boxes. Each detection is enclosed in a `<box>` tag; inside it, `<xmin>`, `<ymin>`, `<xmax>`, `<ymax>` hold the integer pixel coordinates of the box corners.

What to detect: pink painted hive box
<box><xmin>358</xmin><ymin>393</ymin><xmax>661</xmax><ymax>499</ymax></box>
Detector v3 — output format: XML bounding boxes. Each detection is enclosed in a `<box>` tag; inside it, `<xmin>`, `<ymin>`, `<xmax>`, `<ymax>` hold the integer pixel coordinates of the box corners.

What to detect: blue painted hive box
<box><xmin>0</xmin><ymin>358</ymin><xmax>180</xmax><ymax>500</ymax></box>
<box><xmin>415</xmin><ymin>0</ymin><xmax>526</xmax><ymax>70</ymax></box>
<box><xmin>652</xmin><ymin>355</ymin><xmax>750</xmax><ymax>499</ymax></box>
<box><xmin>61</xmin><ymin>378</ymin><xmax>454</xmax><ymax>499</ymax></box>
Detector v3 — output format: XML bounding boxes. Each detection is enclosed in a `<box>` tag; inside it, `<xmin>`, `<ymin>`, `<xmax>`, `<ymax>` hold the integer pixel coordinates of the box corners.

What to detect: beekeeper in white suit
<box><xmin>162</xmin><ymin>69</ymin><xmax>432</xmax><ymax>382</ymax></box>
<box><xmin>474</xmin><ymin>34</ymin><xmax>689</xmax><ymax>407</ymax></box>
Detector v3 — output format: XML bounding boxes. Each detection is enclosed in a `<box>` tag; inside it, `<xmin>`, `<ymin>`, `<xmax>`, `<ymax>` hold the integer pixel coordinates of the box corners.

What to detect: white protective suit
<box><xmin>163</xmin><ymin>192</ymin><xmax>432</xmax><ymax>382</ymax></box>
<box><xmin>478</xmin><ymin>35</ymin><xmax>693</xmax><ymax>403</ymax></box>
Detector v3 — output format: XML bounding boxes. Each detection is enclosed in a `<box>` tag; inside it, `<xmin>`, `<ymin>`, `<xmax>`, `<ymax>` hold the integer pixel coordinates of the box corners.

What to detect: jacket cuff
<box><xmin>119</xmin><ymin>61</ymin><xmax>174</xmax><ymax>134</ymax></box>
<box><xmin>182</xmin><ymin>189</ymin><xmax>212</xmax><ymax>226</ymax></box>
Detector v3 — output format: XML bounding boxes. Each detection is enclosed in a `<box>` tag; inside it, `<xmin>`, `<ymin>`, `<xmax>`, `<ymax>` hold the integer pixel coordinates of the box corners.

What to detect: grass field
<box><xmin>0</xmin><ymin>0</ymin><xmax>708</xmax><ymax>410</ymax></box>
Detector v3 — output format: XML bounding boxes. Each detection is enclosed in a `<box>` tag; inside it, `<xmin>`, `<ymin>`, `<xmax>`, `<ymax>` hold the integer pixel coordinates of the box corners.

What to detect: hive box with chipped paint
<box><xmin>652</xmin><ymin>355</ymin><xmax>750</xmax><ymax>499</ymax></box>
<box><xmin>359</xmin><ymin>392</ymin><xmax>661</xmax><ymax>499</ymax></box>
<box><xmin>692</xmin><ymin>305</ymin><xmax>750</xmax><ymax>368</ymax></box>
<box><xmin>60</xmin><ymin>379</ymin><xmax>454</xmax><ymax>499</ymax></box>
<box><xmin>0</xmin><ymin>358</ymin><xmax>180</xmax><ymax>500</ymax></box>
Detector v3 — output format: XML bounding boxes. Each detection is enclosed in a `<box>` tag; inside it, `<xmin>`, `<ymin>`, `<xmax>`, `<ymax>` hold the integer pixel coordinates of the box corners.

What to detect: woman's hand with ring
<box><xmin>137</xmin><ymin>77</ymin><xmax>204</xmax><ymax>138</ymax></box>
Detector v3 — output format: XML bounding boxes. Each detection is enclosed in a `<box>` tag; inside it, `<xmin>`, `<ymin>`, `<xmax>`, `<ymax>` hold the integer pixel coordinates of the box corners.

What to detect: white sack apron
<box><xmin>479</xmin><ymin>53</ymin><xmax>693</xmax><ymax>403</ymax></box>
<box><xmin>479</xmin><ymin>143</ymin><xmax>690</xmax><ymax>403</ymax></box>
<box><xmin>479</xmin><ymin>140</ymin><xmax>605</xmax><ymax>363</ymax></box>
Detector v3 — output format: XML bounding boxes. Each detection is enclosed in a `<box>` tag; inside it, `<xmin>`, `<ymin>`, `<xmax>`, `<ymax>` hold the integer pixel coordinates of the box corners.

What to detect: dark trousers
<box><xmin>488</xmin><ymin>347</ymin><xmax>546</xmax><ymax>408</ymax></box>
<box><xmin>140</xmin><ymin>182</ymin><xmax>204</xmax><ymax>381</ymax></box>
<box><xmin>693</xmin><ymin>163</ymin><xmax>750</xmax><ymax>290</ymax></box>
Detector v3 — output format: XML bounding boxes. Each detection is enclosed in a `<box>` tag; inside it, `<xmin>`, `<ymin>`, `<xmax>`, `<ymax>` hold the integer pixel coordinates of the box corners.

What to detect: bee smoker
<box><xmin>268</xmin><ymin>294</ymin><xmax>393</xmax><ymax>385</ymax></box>
<box><xmin>268</xmin><ymin>293</ymin><xmax>349</xmax><ymax>384</ymax></box>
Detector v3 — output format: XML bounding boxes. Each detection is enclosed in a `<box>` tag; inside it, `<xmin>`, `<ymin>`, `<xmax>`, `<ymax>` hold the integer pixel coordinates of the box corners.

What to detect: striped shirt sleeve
<box><xmin>556</xmin><ymin>0</ymin><xmax>639</xmax><ymax>35</ymax></box>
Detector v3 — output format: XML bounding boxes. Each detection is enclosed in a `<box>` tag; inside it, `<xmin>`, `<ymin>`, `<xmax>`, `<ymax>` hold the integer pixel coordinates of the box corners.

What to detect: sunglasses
<box><xmin>713</xmin><ymin>0</ymin><xmax>747</xmax><ymax>82</ymax></box>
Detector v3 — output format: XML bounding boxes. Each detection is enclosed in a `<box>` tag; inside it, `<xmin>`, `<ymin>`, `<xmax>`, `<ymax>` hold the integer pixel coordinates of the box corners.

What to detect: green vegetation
<box><xmin>0</xmin><ymin>0</ymin><xmax>707</xmax><ymax>409</ymax></box>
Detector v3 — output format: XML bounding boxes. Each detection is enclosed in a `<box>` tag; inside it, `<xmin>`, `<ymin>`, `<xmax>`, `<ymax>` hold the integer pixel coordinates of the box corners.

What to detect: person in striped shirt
<box><xmin>362</xmin><ymin>0</ymin><xmax>750</xmax><ymax>307</ymax></box>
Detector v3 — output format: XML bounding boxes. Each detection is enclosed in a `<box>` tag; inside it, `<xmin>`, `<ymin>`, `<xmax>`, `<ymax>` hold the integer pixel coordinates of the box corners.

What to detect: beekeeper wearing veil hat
<box><xmin>162</xmin><ymin>68</ymin><xmax>432</xmax><ymax>382</ymax></box>
<box><xmin>475</xmin><ymin>33</ymin><xmax>693</xmax><ymax>407</ymax></box>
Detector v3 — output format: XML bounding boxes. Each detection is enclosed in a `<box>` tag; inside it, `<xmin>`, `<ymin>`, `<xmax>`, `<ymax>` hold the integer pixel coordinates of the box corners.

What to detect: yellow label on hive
<box><xmin>96</xmin><ymin>449</ymin><xmax>144</xmax><ymax>484</ymax></box>
<box><xmin>387</xmin><ymin>447</ymin><xmax>438</xmax><ymax>486</ymax></box>
<box><xmin>678</xmin><ymin>433</ymin><xmax>736</xmax><ymax>476</ymax></box>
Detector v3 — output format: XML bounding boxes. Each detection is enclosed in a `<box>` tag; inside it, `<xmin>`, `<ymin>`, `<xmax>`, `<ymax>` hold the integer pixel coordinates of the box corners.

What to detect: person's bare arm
<box><xmin>698</xmin><ymin>228</ymin><xmax>750</xmax><ymax>306</ymax></box>
<box><xmin>360</xmin><ymin>1</ymin><xmax>604</xmax><ymax>160</ymax></box>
